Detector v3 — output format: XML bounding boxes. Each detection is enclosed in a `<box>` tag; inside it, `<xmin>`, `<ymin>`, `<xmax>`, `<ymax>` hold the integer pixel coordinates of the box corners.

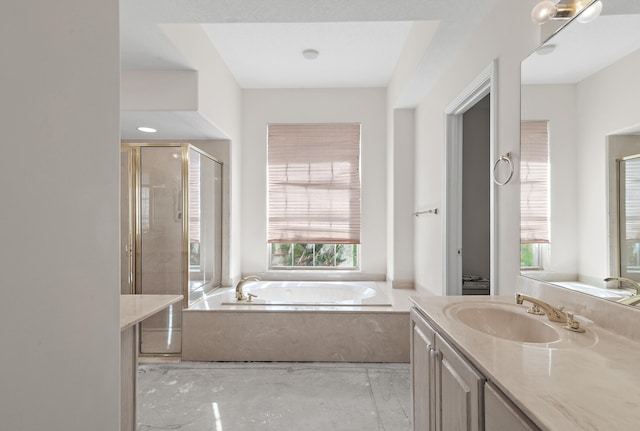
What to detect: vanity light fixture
<box><xmin>302</xmin><ymin>49</ymin><xmax>319</xmax><ymax>60</ymax></box>
<box><xmin>575</xmin><ymin>0</ymin><xmax>603</xmax><ymax>23</ymax></box>
<box><xmin>531</xmin><ymin>0</ymin><xmax>603</xmax><ymax>25</ymax></box>
<box><xmin>137</xmin><ymin>126</ymin><xmax>157</xmax><ymax>133</ymax></box>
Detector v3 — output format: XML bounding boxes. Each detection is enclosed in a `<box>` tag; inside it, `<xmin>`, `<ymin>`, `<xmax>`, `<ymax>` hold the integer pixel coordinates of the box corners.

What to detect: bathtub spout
<box><xmin>236</xmin><ymin>276</ymin><xmax>261</xmax><ymax>301</ymax></box>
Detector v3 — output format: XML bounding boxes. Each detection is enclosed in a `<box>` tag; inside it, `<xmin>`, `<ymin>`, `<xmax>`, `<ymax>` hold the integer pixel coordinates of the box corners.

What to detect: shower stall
<box><xmin>121</xmin><ymin>143</ymin><xmax>223</xmax><ymax>355</ymax></box>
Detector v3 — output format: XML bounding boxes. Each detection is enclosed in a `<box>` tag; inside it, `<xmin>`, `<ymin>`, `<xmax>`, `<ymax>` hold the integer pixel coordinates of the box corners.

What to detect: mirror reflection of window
<box><xmin>520</xmin><ymin>121</ymin><xmax>550</xmax><ymax>269</ymax></box>
<box><xmin>619</xmin><ymin>155</ymin><xmax>640</xmax><ymax>280</ymax></box>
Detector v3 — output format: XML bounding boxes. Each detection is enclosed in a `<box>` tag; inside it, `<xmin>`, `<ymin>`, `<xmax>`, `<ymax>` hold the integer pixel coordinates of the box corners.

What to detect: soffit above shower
<box><xmin>120</xmin><ymin>70</ymin><xmax>229</xmax><ymax>140</ymax></box>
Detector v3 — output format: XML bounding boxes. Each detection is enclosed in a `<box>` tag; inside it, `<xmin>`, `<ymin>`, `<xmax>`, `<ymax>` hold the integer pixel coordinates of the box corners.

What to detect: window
<box><xmin>267</xmin><ymin>124</ymin><xmax>361</xmax><ymax>269</ymax></box>
<box><xmin>520</xmin><ymin>121</ymin><xmax>550</xmax><ymax>269</ymax></box>
<box><xmin>270</xmin><ymin>243</ymin><xmax>358</xmax><ymax>268</ymax></box>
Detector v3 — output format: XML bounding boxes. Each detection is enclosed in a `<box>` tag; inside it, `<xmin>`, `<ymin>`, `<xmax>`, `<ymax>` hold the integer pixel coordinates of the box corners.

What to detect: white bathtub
<box><xmin>193</xmin><ymin>280</ymin><xmax>392</xmax><ymax>308</ymax></box>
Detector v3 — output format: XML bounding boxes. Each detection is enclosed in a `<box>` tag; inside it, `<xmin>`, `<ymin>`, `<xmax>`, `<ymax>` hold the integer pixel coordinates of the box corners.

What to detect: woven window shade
<box><xmin>188</xmin><ymin>150</ymin><xmax>200</xmax><ymax>242</ymax></box>
<box><xmin>268</xmin><ymin>124</ymin><xmax>361</xmax><ymax>244</ymax></box>
<box><xmin>623</xmin><ymin>157</ymin><xmax>640</xmax><ymax>242</ymax></box>
<box><xmin>520</xmin><ymin>121</ymin><xmax>550</xmax><ymax>244</ymax></box>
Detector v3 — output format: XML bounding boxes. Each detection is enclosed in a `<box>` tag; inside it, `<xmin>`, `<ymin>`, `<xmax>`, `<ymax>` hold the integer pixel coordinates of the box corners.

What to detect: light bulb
<box><xmin>531</xmin><ymin>0</ymin><xmax>559</xmax><ymax>24</ymax></box>
<box><xmin>576</xmin><ymin>0</ymin><xmax>603</xmax><ymax>23</ymax></box>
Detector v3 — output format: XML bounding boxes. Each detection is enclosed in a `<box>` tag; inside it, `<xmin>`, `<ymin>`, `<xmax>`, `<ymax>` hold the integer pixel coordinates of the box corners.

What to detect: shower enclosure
<box><xmin>121</xmin><ymin>143</ymin><xmax>223</xmax><ymax>355</ymax></box>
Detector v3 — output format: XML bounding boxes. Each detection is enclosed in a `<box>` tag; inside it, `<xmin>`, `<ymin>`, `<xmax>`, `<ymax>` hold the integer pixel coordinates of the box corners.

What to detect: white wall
<box><xmin>0</xmin><ymin>1</ymin><xmax>120</xmax><ymax>429</ymax></box>
<box><xmin>576</xmin><ymin>48</ymin><xmax>640</xmax><ymax>283</ymax></box>
<box><xmin>161</xmin><ymin>24</ymin><xmax>244</xmax><ymax>283</ymax></box>
<box><xmin>521</xmin><ymin>84</ymin><xmax>579</xmax><ymax>280</ymax></box>
<box><xmin>409</xmin><ymin>0</ymin><xmax>542</xmax><ymax>296</ymax></box>
<box><xmin>387</xmin><ymin>109</ymin><xmax>416</xmax><ymax>288</ymax></box>
<box><xmin>241</xmin><ymin>88</ymin><xmax>387</xmax><ymax>280</ymax></box>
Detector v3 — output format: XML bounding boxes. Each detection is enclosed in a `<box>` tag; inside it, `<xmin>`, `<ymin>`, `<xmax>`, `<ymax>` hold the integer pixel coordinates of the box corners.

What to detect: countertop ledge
<box><xmin>410</xmin><ymin>295</ymin><xmax>640</xmax><ymax>431</ymax></box>
<box><xmin>120</xmin><ymin>294</ymin><xmax>183</xmax><ymax>331</ymax></box>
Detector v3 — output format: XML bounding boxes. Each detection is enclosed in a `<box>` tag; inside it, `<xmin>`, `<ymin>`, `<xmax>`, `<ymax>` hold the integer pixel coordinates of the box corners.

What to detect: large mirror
<box><xmin>520</xmin><ymin>0</ymin><xmax>640</xmax><ymax>304</ymax></box>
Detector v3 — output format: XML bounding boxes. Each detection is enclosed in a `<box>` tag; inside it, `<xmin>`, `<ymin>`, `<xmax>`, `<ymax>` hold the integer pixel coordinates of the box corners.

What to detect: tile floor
<box><xmin>138</xmin><ymin>362</ymin><xmax>412</xmax><ymax>431</ymax></box>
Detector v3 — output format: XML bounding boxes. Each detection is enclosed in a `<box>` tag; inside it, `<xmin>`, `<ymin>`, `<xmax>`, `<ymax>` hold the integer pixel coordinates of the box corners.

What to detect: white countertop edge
<box><xmin>120</xmin><ymin>294</ymin><xmax>183</xmax><ymax>331</ymax></box>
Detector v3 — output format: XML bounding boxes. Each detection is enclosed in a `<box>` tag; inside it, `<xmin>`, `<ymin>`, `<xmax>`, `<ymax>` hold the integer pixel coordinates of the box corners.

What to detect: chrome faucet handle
<box><xmin>247</xmin><ymin>293</ymin><xmax>258</xmax><ymax>302</ymax></box>
<box><xmin>563</xmin><ymin>312</ymin><xmax>585</xmax><ymax>333</ymax></box>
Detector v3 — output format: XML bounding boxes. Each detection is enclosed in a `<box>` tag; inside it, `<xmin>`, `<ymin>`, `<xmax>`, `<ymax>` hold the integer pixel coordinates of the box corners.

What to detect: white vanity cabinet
<box><xmin>411</xmin><ymin>308</ymin><xmax>436</xmax><ymax>430</ymax></box>
<box><xmin>411</xmin><ymin>308</ymin><xmax>484</xmax><ymax>431</ymax></box>
<box><xmin>485</xmin><ymin>383</ymin><xmax>540</xmax><ymax>431</ymax></box>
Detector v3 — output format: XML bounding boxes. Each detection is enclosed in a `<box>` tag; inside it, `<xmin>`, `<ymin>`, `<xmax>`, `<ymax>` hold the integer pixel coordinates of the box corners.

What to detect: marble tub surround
<box><xmin>183</xmin><ymin>284</ymin><xmax>413</xmax><ymax>362</ymax></box>
<box><xmin>137</xmin><ymin>362</ymin><xmax>411</xmax><ymax>431</ymax></box>
<box><xmin>183</xmin><ymin>310</ymin><xmax>409</xmax><ymax>362</ymax></box>
<box><xmin>518</xmin><ymin>276</ymin><xmax>640</xmax><ymax>342</ymax></box>
<box><xmin>410</xmin><ymin>294</ymin><xmax>640</xmax><ymax>431</ymax></box>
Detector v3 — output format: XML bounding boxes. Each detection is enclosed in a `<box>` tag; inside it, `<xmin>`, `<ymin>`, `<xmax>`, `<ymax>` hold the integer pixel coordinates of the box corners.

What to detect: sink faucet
<box><xmin>235</xmin><ymin>275</ymin><xmax>261</xmax><ymax>300</ymax></box>
<box><xmin>604</xmin><ymin>277</ymin><xmax>640</xmax><ymax>295</ymax></box>
<box><xmin>515</xmin><ymin>293</ymin><xmax>567</xmax><ymax>323</ymax></box>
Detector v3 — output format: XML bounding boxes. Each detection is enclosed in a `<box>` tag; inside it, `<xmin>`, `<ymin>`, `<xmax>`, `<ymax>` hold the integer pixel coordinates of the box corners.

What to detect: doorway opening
<box><xmin>443</xmin><ymin>61</ymin><xmax>497</xmax><ymax>296</ymax></box>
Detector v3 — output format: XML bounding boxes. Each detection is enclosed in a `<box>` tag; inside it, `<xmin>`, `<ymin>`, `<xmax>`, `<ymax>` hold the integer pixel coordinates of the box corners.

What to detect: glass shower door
<box><xmin>138</xmin><ymin>146</ymin><xmax>184</xmax><ymax>355</ymax></box>
<box><xmin>187</xmin><ymin>149</ymin><xmax>223</xmax><ymax>304</ymax></box>
<box><xmin>619</xmin><ymin>155</ymin><xmax>640</xmax><ymax>282</ymax></box>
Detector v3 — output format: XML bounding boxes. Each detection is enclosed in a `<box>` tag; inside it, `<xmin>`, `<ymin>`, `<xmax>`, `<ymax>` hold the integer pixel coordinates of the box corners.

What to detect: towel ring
<box><xmin>492</xmin><ymin>152</ymin><xmax>514</xmax><ymax>186</ymax></box>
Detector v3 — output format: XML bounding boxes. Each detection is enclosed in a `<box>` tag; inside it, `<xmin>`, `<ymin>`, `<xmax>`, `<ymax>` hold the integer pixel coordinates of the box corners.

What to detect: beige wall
<box><xmin>0</xmin><ymin>1</ymin><xmax>120</xmax><ymax>429</ymax></box>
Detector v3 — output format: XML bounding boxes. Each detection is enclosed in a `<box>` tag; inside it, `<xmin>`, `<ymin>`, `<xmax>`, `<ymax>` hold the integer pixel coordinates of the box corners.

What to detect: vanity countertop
<box><xmin>120</xmin><ymin>294</ymin><xmax>183</xmax><ymax>331</ymax></box>
<box><xmin>410</xmin><ymin>295</ymin><xmax>640</xmax><ymax>431</ymax></box>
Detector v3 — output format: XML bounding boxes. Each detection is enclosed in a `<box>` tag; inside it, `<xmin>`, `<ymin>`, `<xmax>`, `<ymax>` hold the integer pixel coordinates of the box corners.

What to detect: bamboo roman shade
<box><xmin>623</xmin><ymin>157</ymin><xmax>640</xmax><ymax>242</ymax></box>
<box><xmin>267</xmin><ymin>124</ymin><xmax>361</xmax><ymax>244</ymax></box>
<box><xmin>520</xmin><ymin>121</ymin><xmax>550</xmax><ymax>244</ymax></box>
<box><xmin>188</xmin><ymin>150</ymin><xmax>201</xmax><ymax>242</ymax></box>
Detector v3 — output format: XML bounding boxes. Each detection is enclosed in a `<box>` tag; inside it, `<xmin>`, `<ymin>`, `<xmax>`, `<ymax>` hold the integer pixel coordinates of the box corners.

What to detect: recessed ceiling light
<box><xmin>302</xmin><ymin>49</ymin><xmax>319</xmax><ymax>60</ymax></box>
<box><xmin>137</xmin><ymin>126</ymin><xmax>157</xmax><ymax>133</ymax></box>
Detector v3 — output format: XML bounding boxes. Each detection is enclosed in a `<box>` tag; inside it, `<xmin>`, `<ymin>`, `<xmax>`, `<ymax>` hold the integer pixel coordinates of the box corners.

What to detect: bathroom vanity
<box><xmin>410</xmin><ymin>291</ymin><xmax>640</xmax><ymax>431</ymax></box>
<box><xmin>120</xmin><ymin>294</ymin><xmax>183</xmax><ymax>431</ymax></box>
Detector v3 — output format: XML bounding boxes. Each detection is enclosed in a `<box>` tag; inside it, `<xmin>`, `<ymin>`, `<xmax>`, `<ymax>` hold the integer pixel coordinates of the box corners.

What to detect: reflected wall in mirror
<box><xmin>520</xmin><ymin>0</ymin><xmax>640</xmax><ymax>305</ymax></box>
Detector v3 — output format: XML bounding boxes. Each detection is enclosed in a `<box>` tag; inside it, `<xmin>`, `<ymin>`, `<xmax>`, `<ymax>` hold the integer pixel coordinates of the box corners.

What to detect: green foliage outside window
<box><xmin>270</xmin><ymin>243</ymin><xmax>358</xmax><ymax>269</ymax></box>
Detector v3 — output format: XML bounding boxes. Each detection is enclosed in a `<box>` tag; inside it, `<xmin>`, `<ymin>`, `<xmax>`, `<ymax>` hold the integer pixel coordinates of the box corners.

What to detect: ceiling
<box><xmin>120</xmin><ymin>0</ymin><xmax>499</xmax><ymax>139</ymax></box>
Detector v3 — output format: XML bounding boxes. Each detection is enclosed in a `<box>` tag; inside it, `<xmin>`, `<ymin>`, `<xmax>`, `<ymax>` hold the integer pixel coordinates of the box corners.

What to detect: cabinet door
<box><xmin>411</xmin><ymin>309</ymin><xmax>436</xmax><ymax>431</ymax></box>
<box><xmin>485</xmin><ymin>383</ymin><xmax>540</xmax><ymax>431</ymax></box>
<box><xmin>435</xmin><ymin>333</ymin><xmax>484</xmax><ymax>431</ymax></box>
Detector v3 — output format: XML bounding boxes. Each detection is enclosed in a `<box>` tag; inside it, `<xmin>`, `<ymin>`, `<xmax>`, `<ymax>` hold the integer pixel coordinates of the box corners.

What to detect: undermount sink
<box><xmin>446</xmin><ymin>302</ymin><xmax>561</xmax><ymax>343</ymax></box>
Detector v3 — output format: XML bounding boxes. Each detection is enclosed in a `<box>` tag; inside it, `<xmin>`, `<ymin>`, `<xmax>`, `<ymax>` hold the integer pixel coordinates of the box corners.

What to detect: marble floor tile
<box><xmin>138</xmin><ymin>362</ymin><xmax>411</xmax><ymax>431</ymax></box>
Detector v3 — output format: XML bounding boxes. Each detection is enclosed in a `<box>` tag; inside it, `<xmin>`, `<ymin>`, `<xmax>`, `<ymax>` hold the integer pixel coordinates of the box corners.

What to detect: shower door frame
<box><xmin>121</xmin><ymin>142</ymin><xmax>223</xmax><ymax>355</ymax></box>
